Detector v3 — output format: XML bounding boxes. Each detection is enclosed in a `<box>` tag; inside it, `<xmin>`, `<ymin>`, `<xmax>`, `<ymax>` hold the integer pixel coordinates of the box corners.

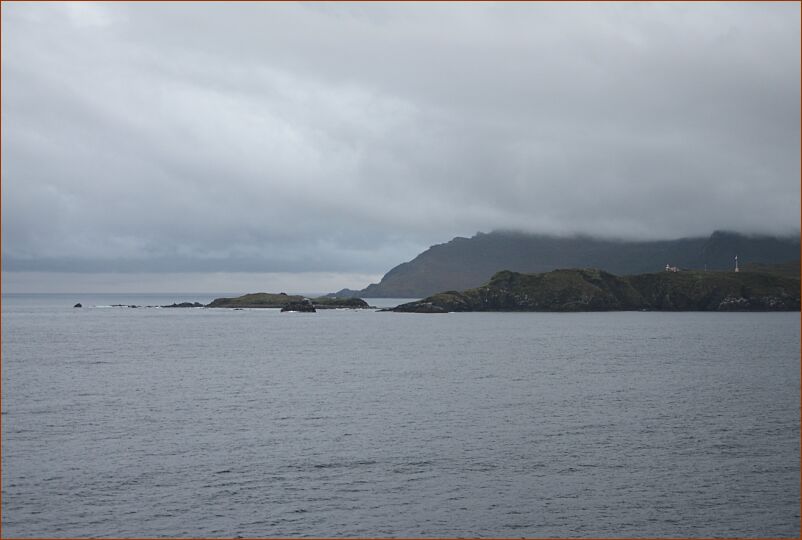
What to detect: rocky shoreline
<box><xmin>72</xmin><ymin>270</ymin><xmax>800</xmax><ymax>313</ymax></box>
<box><xmin>206</xmin><ymin>293</ymin><xmax>370</xmax><ymax>310</ymax></box>
<box><xmin>77</xmin><ymin>294</ymin><xmax>371</xmax><ymax>311</ymax></box>
<box><xmin>389</xmin><ymin>268</ymin><xmax>801</xmax><ymax>313</ymax></box>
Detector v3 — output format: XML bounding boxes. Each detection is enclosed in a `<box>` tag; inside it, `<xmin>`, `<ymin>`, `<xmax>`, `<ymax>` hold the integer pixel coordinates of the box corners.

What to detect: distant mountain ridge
<box><xmin>335</xmin><ymin>230</ymin><xmax>800</xmax><ymax>298</ymax></box>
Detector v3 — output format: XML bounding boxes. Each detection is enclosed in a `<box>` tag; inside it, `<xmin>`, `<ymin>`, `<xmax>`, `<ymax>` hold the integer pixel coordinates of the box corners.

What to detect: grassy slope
<box><xmin>396</xmin><ymin>268</ymin><xmax>800</xmax><ymax>312</ymax></box>
<box><xmin>628</xmin><ymin>271</ymin><xmax>800</xmax><ymax>310</ymax></box>
<box><xmin>742</xmin><ymin>260</ymin><xmax>800</xmax><ymax>278</ymax></box>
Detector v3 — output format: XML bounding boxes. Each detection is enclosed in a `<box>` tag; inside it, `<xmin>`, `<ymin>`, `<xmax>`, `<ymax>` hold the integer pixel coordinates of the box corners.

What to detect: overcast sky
<box><xmin>3</xmin><ymin>2</ymin><xmax>800</xmax><ymax>293</ymax></box>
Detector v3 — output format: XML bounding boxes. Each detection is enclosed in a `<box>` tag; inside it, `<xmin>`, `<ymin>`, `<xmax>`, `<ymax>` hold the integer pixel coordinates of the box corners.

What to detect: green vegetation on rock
<box><xmin>391</xmin><ymin>268</ymin><xmax>800</xmax><ymax>313</ymax></box>
<box><xmin>207</xmin><ymin>292</ymin><xmax>303</xmax><ymax>308</ymax></box>
<box><xmin>207</xmin><ymin>293</ymin><xmax>370</xmax><ymax>309</ymax></box>
<box><xmin>742</xmin><ymin>260</ymin><xmax>800</xmax><ymax>278</ymax></box>
<box><xmin>309</xmin><ymin>296</ymin><xmax>371</xmax><ymax>308</ymax></box>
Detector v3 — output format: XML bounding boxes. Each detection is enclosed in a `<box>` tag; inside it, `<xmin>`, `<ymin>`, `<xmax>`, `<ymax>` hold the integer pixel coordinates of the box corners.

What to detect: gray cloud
<box><xmin>3</xmin><ymin>2</ymin><xmax>800</xmax><ymax>278</ymax></box>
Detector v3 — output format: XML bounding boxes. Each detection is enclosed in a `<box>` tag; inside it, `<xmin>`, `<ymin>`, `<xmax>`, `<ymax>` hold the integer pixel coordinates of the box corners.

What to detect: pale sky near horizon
<box><xmin>2</xmin><ymin>2</ymin><xmax>800</xmax><ymax>293</ymax></box>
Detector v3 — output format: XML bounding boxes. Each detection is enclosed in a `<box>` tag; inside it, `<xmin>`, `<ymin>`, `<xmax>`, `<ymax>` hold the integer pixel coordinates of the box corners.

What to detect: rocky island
<box><xmin>390</xmin><ymin>268</ymin><xmax>801</xmax><ymax>313</ymax></box>
<box><xmin>207</xmin><ymin>293</ymin><xmax>370</xmax><ymax>310</ymax></box>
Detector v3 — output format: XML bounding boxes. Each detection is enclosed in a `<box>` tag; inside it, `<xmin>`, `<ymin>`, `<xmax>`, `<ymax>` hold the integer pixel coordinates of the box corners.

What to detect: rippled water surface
<box><xmin>2</xmin><ymin>294</ymin><xmax>800</xmax><ymax>537</ymax></box>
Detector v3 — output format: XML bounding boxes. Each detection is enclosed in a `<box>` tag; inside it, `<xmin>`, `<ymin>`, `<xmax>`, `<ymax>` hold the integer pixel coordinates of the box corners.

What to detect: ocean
<box><xmin>2</xmin><ymin>293</ymin><xmax>799</xmax><ymax>537</ymax></box>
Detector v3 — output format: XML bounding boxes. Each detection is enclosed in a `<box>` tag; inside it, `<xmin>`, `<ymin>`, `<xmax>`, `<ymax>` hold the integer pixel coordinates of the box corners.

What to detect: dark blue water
<box><xmin>2</xmin><ymin>294</ymin><xmax>799</xmax><ymax>537</ymax></box>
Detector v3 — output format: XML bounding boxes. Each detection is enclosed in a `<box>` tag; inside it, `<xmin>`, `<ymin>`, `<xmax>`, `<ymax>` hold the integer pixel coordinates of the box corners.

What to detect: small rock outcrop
<box><xmin>162</xmin><ymin>302</ymin><xmax>204</xmax><ymax>308</ymax></box>
<box><xmin>280</xmin><ymin>300</ymin><xmax>316</xmax><ymax>313</ymax></box>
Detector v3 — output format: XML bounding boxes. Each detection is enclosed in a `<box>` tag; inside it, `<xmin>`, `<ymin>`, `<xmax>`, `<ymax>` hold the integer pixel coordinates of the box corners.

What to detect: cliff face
<box><xmin>339</xmin><ymin>231</ymin><xmax>800</xmax><ymax>299</ymax></box>
<box><xmin>391</xmin><ymin>269</ymin><xmax>801</xmax><ymax>313</ymax></box>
